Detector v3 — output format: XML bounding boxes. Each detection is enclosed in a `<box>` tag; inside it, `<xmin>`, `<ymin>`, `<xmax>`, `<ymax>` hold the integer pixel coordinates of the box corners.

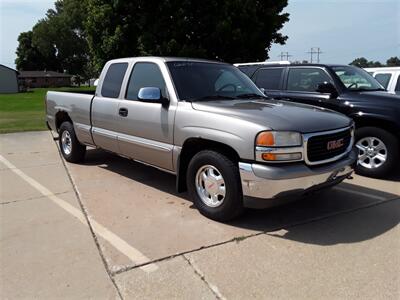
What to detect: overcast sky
<box><xmin>0</xmin><ymin>0</ymin><xmax>399</xmax><ymax>69</ymax></box>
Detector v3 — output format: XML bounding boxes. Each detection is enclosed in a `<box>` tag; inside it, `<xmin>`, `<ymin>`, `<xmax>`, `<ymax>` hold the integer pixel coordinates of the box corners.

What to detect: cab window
<box><xmin>287</xmin><ymin>68</ymin><xmax>331</xmax><ymax>92</ymax></box>
<box><xmin>126</xmin><ymin>63</ymin><xmax>166</xmax><ymax>100</ymax></box>
<box><xmin>101</xmin><ymin>63</ymin><xmax>128</xmax><ymax>98</ymax></box>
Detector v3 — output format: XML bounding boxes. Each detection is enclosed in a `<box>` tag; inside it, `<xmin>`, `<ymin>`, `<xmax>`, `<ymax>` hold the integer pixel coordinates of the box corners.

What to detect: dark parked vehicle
<box><xmin>236</xmin><ymin>62</ymin><xmax>400</xmax><ymax>178</ymax></box>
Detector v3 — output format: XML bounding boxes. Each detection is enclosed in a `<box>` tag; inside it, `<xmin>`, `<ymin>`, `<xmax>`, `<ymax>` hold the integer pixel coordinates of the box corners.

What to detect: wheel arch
<box><xmin>353</xmin><ymin>116</ymin><xmax>400</xmax><ymax>139</ymax></box>
<box><xmin>176</xmin><ymin>138</ymin><xmax>241</xmax><ymax>193</ymax></box>
<box><xmin>55</xmin><ymin>111</ymin><xmax>73</xmax><ymax>132</ymax></box>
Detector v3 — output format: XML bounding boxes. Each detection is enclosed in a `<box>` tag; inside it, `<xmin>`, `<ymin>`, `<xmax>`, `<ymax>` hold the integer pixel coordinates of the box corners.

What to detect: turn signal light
<box><xmin>262</xmin><ymin>152</ymin><xmax>302</xmax><ymax>161</ymax></box>
<box><xmin>256</xmin><ymin>132</ymin><xmax>275</xmax><ymax>146</ymax></box>
<box><xmin>262</xmin><ymin>153</ymin><xmax>276</xmax><ymax>160</ymax></box>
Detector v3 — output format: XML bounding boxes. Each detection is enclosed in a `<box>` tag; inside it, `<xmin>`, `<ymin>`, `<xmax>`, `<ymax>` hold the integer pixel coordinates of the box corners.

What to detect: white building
<box><xmin>0</xmin><ymin>64</ymin><xmax>19</xmax><ymax>93</ymax></box>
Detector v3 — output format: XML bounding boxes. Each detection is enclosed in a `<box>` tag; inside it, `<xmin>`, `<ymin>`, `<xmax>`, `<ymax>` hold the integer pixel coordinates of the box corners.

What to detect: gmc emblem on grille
<box><xmin>327</xmin><ymin>138</ymin><xmax>344</xmax><ymax>150</ymax></box>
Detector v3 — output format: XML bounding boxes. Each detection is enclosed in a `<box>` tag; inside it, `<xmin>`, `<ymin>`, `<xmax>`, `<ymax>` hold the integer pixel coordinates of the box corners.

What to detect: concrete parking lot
<box><xmin>1</xmin><ymin>131</ymin><xmax>399</xmax><ymax>299</ymax></box>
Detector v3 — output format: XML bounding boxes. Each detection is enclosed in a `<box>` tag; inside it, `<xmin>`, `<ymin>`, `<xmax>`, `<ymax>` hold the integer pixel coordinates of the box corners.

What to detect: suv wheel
<box><xmin>59</xmin><ymin>122</ymin><xmax>86</xmax><ymax>163</ymax></box>
<box><xmin>187</xmin><ymin>150</ymin><xmax>244</xmax><ymax>221</ymax></box>
<box><xmin>355</xmin><ymin>127</ymin><xmax>399</xmax><ymax>178</ymax></box>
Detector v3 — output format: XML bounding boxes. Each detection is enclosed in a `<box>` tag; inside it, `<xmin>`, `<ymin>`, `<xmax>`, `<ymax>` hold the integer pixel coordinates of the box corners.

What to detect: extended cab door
<box><xmin>116</xmin><ymin>61</ymin><xmax>177</xmax><ymax>171</ymax></box>
<box><xmin>91</xmin><ymin>62</ymin><xmax>129</xmax><ymax>153</ymax></box>
<box><xmin>280</xmin><ymin>67</ymin><xmax>336</xmax><ymax>108</ymax></box>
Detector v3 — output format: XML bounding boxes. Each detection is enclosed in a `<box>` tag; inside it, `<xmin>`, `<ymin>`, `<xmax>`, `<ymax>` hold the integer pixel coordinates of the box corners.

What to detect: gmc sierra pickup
<box><xmin>46</xmin><ymin>57</ymin><xmax>356</xmax><ymax>221</ymax></box>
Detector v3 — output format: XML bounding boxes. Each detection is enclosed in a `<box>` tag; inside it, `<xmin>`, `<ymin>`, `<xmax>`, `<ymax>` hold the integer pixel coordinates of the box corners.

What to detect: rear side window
<box><xmin>287</xmin><ymin>68</ymin><xmax>331</xmax><ymax>92</ymax></box>
<box><xmin>254</xmin><ymin>68</ymin><xmax>283</xmax><ymax>90</ymax></box>
<box><xmin>101</xmin><ymin>63</ymin><xmax>128</xmax><ymax>98</ymax></box>
<box><xmin>374</xmin><ymin>73</ymin><xmax>392</xmax><ymax>89</ymax></box>
<box><xmin>126</xmin><ymin>63</ymin><xmax>166</xmax><ymax>100</ymax></box>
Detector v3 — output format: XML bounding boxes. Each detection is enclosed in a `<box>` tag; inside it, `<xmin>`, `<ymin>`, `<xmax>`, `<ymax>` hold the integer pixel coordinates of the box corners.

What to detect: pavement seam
<box><xmin>183</xmin><ymin>254</ymin><xmax>225</xmax><ymax>300</ymax></box>
<box><xmin>113</xmin><ymin>195</ymin><xmax>399</xmax><ymax>275</ymax></box>
<box><xmin>52</xmin><ymin>134</ymin><xmax>125</xmax><ymax>300</ymax></box>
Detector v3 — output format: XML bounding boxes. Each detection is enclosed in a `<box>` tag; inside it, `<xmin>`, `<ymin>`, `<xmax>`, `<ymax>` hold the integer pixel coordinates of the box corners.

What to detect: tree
<box><xmin>85</xmin><ymin>0</ymin><xmax>289</xmax><ymax>72</ymax></box>
<box><xmin>386</xmin><ymin>56</ymin><xmax>400</xmax><ymax>67</ymax></box>
<box><xmin>15</xmin><ymin>31</ymin><xmax>48</xmax><ymax>71</ymax></box>
<box><xmin>350</xmin><ymin>57</ymin><xmax>370</xmax><ymax>68</ymax></box>
<box><xmin>85</xmin><ymin>0</ymin><xmax>141</xmax><ymax>73</ymax></box>
<box><xmin>15</xmin><ymin>0</ymin><xmax>90</xmax><ymax>78</ymax></box>
<box><xmin>350</xmin><ymin>56</ymin><xmax>400</xmax><ymax>68</ymax></box>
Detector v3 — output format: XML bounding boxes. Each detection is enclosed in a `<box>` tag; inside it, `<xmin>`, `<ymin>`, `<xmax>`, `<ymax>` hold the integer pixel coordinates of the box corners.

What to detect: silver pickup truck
<box><xmin>46</xmin><ymin>57</ymin><xmax>357</xmax><ymax>221</ymax></box>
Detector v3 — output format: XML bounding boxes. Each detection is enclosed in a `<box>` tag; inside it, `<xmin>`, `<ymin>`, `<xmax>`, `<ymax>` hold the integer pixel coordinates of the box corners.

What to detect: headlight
<box><xmin>256</xmin><ymin>131</ymin><xmax>302</xmax><ymax>147</ymax></box>
<box><xmin>255</xmin><ymin>131</ymin><xmax>303</xmax><ymax>162</ymax></box>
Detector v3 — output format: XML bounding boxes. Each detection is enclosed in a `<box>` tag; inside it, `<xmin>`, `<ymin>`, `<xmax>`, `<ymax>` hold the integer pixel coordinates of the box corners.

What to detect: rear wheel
<box><xmin>59</xmin><ymin>122</ymin><xmax>86</xmax><ymax>163</ymax></box>
<box><xmin>187</xmin><ymin>150</ymin><xmax>244</xmax><ymax>221</ymax></box>
<box><xmin>355</xmin><ymin>127</ymin><xmax>399</xmax><ymax>178</ymax></box>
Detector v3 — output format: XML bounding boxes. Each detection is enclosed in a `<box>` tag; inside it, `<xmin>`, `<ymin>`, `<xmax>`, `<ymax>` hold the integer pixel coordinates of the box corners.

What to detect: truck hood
<box><xmin>191</xmin><ymin>99</ymin><xmax>352</xmax><ymax>133</ymax></box>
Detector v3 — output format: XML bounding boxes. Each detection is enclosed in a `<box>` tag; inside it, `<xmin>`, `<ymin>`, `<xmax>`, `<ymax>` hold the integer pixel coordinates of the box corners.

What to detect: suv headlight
<box><xmin>255</xmin><ymin>131</ymin><xmax>303</xmax><ymax>162</ymax></box>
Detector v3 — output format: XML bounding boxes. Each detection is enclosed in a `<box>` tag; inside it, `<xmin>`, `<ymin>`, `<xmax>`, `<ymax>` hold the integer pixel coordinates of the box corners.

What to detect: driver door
<box><xmin>281</xmin><ymin>67</ymin><xmax>336</xmax><ymax>109</ymax></box>
<box><xmin>116</xmin><ymin>61</ymin><xmax>177</xmax><ymax>171</ymax></box>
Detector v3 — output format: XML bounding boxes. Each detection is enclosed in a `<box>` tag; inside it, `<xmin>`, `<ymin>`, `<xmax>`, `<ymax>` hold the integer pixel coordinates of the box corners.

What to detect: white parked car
<box><xmin>365</xmin><ymin>67</ymin><xmax>400</xmax><ymax>95</ymax></box>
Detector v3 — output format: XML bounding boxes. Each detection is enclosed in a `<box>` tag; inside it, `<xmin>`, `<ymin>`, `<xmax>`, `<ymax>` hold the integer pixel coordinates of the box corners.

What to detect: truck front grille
<box><xmin>306</xmin><ymin>128</ymin><xmax>352</xmax><ymax>164</ymax></box>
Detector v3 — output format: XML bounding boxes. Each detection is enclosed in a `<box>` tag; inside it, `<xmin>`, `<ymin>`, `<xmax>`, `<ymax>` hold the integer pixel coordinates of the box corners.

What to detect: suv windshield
<box><xmin>167</xmin><ymin>61</ymin><xmax>265</xmax><ymax>101</ymax></box>
<box><xmin>332</xmin><ymin>66</ymin><xmax>384</xmax><ymax>91</ymax></box>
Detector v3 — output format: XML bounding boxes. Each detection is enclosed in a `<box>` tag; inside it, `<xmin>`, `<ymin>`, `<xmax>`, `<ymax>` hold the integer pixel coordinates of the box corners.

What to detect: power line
<box><xmin>278</xmin><ymin>51</ymin><xmax>292</xmax><ymax>61</ymax></box>
<box><xmin>307</xmin><ymin>47</ymin><xmax>323</xmax><ymax>63</ymax></box>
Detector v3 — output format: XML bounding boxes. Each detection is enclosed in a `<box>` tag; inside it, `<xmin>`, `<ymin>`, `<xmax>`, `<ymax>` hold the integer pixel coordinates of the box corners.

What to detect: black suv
<box><xmin>237</xmin><ymin>63</ymin><xmax>400</xmax><ymax>178</ymax></box>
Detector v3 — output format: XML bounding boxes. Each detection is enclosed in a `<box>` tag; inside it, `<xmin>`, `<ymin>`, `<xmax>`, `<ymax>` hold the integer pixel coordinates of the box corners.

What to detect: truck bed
<box><xmin>46</xmin><ymin>91</ymin><xmax>95</xmax><ymax>145</ymax></box>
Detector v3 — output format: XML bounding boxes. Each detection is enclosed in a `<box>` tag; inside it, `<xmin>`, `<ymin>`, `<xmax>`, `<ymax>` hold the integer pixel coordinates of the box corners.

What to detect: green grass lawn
<box><xmin>0</xmin><ymin>87</ymin><xmax>95</xmax><ymax>133</ymax></box>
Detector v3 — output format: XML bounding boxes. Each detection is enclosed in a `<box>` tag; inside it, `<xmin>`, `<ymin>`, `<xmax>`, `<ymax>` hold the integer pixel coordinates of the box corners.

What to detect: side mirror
<box><xmin>138</xmin><ymin>87</ymin><xmax>169</xmax><ymax>106</ymax></box>
<box><xmin>316</xmin><ymin>82</ymin><xmax>338</xmax><ymax>98</ymax></box>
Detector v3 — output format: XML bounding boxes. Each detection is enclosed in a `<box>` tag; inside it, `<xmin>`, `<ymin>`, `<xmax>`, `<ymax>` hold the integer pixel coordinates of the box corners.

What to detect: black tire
<box><xmin>59</xmin><ymin>121</ymin><xmax>86</xmax><ymax>163</ymax></box>
<box><xmin>187</xmin><ymin>150</ymin><xmax>244</xmax><ymax>221</ymax></box>
<box><xmin>355</xmin><ymin>126</ymin><xmax>399</xmax><ymax>178</ymax></box>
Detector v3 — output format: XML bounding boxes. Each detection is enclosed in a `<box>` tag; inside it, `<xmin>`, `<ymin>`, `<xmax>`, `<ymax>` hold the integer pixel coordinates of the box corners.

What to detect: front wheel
<box><xmin>355</xmin><ymin>127</ymin><xmax>399</xmax><ymax>178</ymax></box>
<box><xmin>59</xmin><ymin>122</ymin><xmax>86</xmax><ymax>163</ymax></box>
<box><xmin>187</xmin><ymin>150</ymin><xmax>244</xmax><ymax>222</ymax></box>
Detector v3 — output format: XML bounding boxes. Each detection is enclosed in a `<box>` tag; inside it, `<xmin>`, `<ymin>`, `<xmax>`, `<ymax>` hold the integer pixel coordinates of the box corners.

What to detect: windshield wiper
<box><xmin>189</xmin><ymin>95</ymin><xmax>237</xmax><ymax>101</ymax></box>
<box><xmin>235</xmin><ymin>93</ymin><xmax>267</xmax><ymax>99</ymax></box>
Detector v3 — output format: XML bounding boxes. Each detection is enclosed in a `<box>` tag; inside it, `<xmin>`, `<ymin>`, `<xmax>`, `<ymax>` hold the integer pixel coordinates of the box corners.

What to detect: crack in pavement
<box><xmin>113</xmin><ymin>195</ymin><xmax>399</xmax><ymax>276</ymax></box>
<box><xmin>183</xmin><ymin>254</ymin><xmax>225</xmax><ymax>300</ymax></box>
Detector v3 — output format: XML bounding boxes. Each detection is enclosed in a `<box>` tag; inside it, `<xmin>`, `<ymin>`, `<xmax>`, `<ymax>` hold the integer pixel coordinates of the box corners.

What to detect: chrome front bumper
<box><xmin>239</xmin><ymin>148</ymin><xmax>357</xmax><ymax>207</ymax></box>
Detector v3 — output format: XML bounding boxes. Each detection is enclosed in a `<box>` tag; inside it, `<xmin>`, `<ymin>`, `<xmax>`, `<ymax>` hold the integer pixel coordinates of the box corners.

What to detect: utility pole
<box><xmin>278</xmin><ymin>51</ymin><xmax>292</xmax><ymax>61</ymax></box>
<box><xmin>307</xmin><ymin>47</ymin><xmax>323</xmax><ymax>63</ymax></box>
<box><xmin>315</xmin><ymin>47</ymin><xmax>323</xmax><ymax>63</ymax></box>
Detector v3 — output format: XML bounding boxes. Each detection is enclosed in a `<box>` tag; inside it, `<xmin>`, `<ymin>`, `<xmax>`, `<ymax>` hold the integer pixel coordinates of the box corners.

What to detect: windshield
<box><xmin>332</xmin><ymin>66</ymin><xmax>384</xmax><ymax>91</ymax></box>
<box><xmin>166</xmin><ymin>61</ymin><xmax>265</xmax><ymax>101</ymax></box>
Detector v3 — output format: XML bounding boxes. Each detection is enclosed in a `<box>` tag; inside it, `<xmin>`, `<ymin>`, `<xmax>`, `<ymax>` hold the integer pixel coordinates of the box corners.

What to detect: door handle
<box><xmin>119</xmin><ymin>107</ymin><xmax>128</xmax><ymax>117</ymax></box>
